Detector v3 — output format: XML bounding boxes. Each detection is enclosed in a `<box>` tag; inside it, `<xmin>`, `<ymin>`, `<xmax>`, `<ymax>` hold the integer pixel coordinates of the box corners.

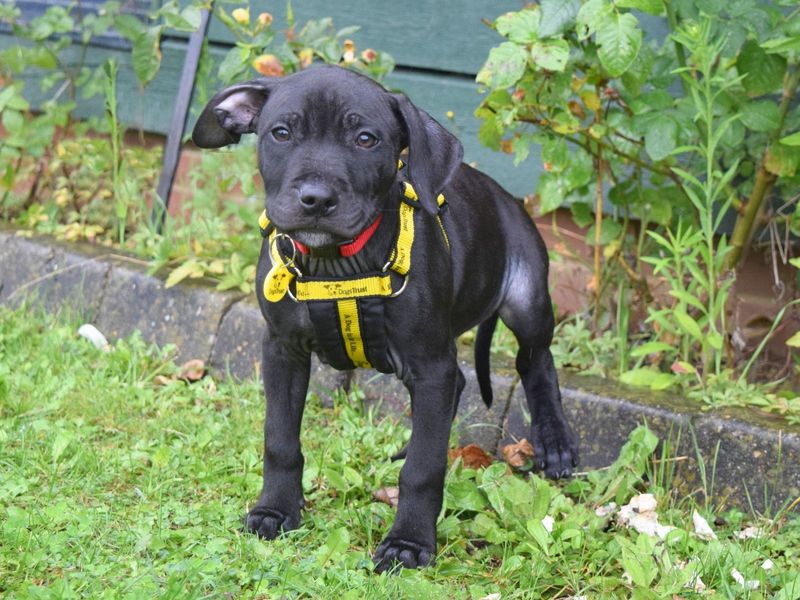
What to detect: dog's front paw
<box><xmin>244</xmin><ymin>506</ymin><xmax>299</xmax><ymax>539</ymax></box>
<box><xmin>373</xmin><ymin>538</ymin><xmax>435</xmax><ymax>572</ymax></box>
<box><xmin>531</xmin><ymin>419</ymin><xmax>579</xmax><ymax>480</ymax></box>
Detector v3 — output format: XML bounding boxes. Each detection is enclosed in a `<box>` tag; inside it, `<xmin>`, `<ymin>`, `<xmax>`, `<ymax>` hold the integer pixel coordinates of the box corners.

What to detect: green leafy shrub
<box><xmin>475</xmin><ymin>0</ymin><xmax>800</xmax><ymax>400</ymax></box>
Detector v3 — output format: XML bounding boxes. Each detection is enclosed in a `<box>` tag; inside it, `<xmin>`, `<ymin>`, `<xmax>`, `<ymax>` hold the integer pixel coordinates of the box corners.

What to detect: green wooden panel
<box><xmin>0</xmin><ymin>34</ymin><xmax>542</xmax><ymax>196</ymax></box>
<box><xmin>201</xmin><ymin>0</ymin><xmax>520</xmax><ymax>76</ymax></box>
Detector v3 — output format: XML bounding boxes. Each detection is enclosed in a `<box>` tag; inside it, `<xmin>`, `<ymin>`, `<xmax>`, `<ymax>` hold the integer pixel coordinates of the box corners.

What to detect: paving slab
<box><xmin>32</xmin><ymin>242</ymin><xmax>111</xmax><ymax>320</ymax></box>
<box><xmin>503</xmin><ymin>372</ymin><xmax>800</xmax><ymax>512</ymax></box>
<box><xmin>95</xmin><ymin>260</ymin><xmax>242</xmax><ymax>364</ymax></box>
<box><xmin>0</xmin><ymin>232</ymin><xmax>55</xmax><ymax>305</ymax></box>
<box><xmin>692</xmin><ymin>410</ymin><xmax>800</xmax><ymax>514</ymax></box>
<box><xmin>210</xmin><ymin>298</ymin><xmax>265</xmax><ymax>381</ymax></box>
<box><xmin>504</xmin><ymin>372</ymin><xmax>699</xmax><ymax>468</ymax></box>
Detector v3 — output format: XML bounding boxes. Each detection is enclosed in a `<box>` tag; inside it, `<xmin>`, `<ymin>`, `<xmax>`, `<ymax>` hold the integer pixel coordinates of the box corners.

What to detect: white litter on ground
<box><xmin>692</xmin><ymin>510</ymin><xmax>717</xmax><ymax>540</ymax></box>
<box><xmin>78</xmin><ymin>324</ymin><xmax>110</xmax><ymax>351</ymax></box>
<box><xmin>541</xmin><ymin>515</ymin><xmax>555</xmax><ymax>533</ymax></box>
<box><xmin>617</xmin><ymin>493</ymin><xmax>675</xmax><ymax>539</ymax></box>
<box><xmin>731</xmin><ymin>568</ymin><xmax>760</xmax><ymax>590</ymax></box>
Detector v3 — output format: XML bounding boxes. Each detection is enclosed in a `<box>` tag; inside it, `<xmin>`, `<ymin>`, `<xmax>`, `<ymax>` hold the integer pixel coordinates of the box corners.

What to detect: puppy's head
<box><xmin>193</xmin><ymin>65</ymin><xmax>463</xmax><ymax>249</ymax></box>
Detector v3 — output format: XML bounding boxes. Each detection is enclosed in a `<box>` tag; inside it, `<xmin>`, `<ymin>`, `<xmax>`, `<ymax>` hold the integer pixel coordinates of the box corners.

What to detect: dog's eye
<box><xmin>355</xmin><ymin>132</ymin><xmax>379</xmax><ymax>148</ymax></box>
<box><xmin>272</xmin><ymin>127</ymin><xmax>291</xmax><ymax>142</ymax></box>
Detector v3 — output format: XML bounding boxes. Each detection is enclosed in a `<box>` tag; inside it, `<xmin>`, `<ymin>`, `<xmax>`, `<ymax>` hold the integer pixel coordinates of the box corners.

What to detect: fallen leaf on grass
<box><xmin>628</xmin><ymin>493</ymin><xmax>657</xmax><ymax>512</ymax></box>
<box><xmin>731</xmin><ymin>568</ymin><xmax>759</xmax><ymax>590</ymax></box>
<box><xmin>736</xmin><ymin>525</ymin><xmax>765</xmax><ymax>539</ymax></box>
<box><xmin>179</xmin><ymin>359</ymin><xmax>206</xmax><ymax>382</ymax></box>
<box><xmin>692</xmin><ymin>510</ymin><xmax>717</xmax><ymax>540</ymax></box>
<box><xmin>595</xmin><ymin>502</ymin><xmax>617</xmax><ymax>518</ymax></box>
<box><xmin>449</xmin><ymin>444</ymin><xmax>493</xmax><ymax>469</ymax></box>
<box><xmin>372</xmin><ymin>486</ymin><xmax>399</xmax><ymax>508</ymax></box>
<box><xmin>153</xmin><ymin>375</ymin><xmax>176</xmax><ymax>386</ymax></box>
<box><xmin>501</xmin><ymin>438</ymin><xmax>534</xmax><ymax>468</ymax></box>
<box><xmin>617</xmin><ymin>493</ymin><xmax>675</xmax><ymax>539</ymax></box>
<box><xmin>675</xmin><ymin>560</ymin><xmax>707</xmax><ymax>592</ymax></box>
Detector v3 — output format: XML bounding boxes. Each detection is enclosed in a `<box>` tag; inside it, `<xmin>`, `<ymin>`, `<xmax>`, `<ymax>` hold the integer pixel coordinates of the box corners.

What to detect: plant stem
<box><xmin>104</xmin><ymin>61</ymin><xmax>124</xmax><ymax>245</ymax></box>
<box><xmin>593</xmin><ymin>142</ymin><xmax>604</xmax><ymax>335</ymax></box>
<box><xmin>727</xmin><ymin>62</ymin><xmax>800</xmax><ymax>270</ymax></box>
<box><xmin>702</xmin><ymin>67</ymin><xmax>717</xmax><ymax>375</ymax></box>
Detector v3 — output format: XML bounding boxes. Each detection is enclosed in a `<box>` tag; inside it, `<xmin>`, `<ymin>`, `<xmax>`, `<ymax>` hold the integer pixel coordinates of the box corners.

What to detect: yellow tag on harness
<box><xmin>264</xmin><ymin>261</ymin><xmax>294</xmax><ymax>302</ymax></box>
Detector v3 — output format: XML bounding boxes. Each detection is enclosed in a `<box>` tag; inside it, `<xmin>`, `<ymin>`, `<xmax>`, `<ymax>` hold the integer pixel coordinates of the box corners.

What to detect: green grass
<box><xmin>1</xmin><ymin>305</ymin><xmax>799</xmax><ymax>599</ymax></box>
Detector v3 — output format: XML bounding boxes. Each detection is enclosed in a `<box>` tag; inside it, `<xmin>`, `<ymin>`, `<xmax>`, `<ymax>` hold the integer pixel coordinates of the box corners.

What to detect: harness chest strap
<box><xmin>257</xmin><ymin>179</ymin><xmax>448</xmax><ymax>371</ymax></box>
<box><xmin>259</xmin><ymin>194</ymin><xmax>419</xmax><ymax>303</ymax></box>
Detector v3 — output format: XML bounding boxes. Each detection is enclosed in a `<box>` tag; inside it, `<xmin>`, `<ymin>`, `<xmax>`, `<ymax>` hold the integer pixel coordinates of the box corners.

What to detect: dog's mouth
<box><xmin>287</xmin><ymin>229</ymin><xmax>347</xmax><ymax>249</ymax></box>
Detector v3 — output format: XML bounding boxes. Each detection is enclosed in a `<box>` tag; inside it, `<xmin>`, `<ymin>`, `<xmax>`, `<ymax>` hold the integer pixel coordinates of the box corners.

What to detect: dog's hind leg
<box><xmin>499</xmin><ymin>277</ymin><xmax>578</xmax><ymax>479</ymax></box>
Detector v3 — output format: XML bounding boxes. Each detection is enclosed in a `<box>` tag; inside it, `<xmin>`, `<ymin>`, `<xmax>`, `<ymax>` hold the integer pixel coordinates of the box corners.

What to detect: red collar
<box><xmin>293</xmin><ymin>213</ymin><xmax>384</xmax><ymax>257</ymax></box>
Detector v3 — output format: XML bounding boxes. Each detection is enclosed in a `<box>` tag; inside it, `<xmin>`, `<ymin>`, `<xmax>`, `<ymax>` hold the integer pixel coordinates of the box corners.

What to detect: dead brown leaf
<box><xmin>372</xmin><ymin>486</ymin><xmax>399</xmax><ymax>508</ymax></box>
<box><xmin>502</xmin><ymin>438</ymin><xmax>535</xmax><ymax>469</ymax></box>
<box><xmin>448</xmin><ymin>443</ymin><xmax>493</xmax><ymax>469</ymax></box>
<box><xmin>179</xmin><ymin>359</ymin><xmax>206</xmax><ymax>382</ymax></box>
<box><xmin>153</xmin><ymin>374</ymin><xmax>177</xmax><ymax>386</ymax></box>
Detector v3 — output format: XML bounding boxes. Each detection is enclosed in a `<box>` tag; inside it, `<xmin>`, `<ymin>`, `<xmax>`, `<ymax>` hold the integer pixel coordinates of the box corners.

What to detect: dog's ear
<box><xmin>392</xmin><ymin>94</ymin><xmax>463</xmax><ymax>214</ymax></box>
<box><xmin>192</xmin><ymin>79</ymin><xmax>275</xmax><ymax>148</ymax></box>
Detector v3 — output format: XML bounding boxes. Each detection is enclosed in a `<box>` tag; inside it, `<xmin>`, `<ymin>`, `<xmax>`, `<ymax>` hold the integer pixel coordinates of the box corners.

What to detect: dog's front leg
<box><xmin>245</xmin><ymin>331</ymin><xmax>310</xmax><ymax>539</ymax></box>
<box><xmin>374</xmin><ymin>354</ymin><xmax>457</xmax><ymax>572</ymax></box>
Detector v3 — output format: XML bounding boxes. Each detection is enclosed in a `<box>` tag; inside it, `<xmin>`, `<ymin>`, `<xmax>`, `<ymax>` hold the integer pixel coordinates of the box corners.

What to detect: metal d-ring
<box><xmin>269</xmin><ymin>232</ymin><xmax>301</xmax><ymax>303</ymax></box>
<box><xmin>390</xmin><ymin>275</ymin><xmax>409</xmax><ymax>297</ymax></box>
<box><xmin>270</xmin><ymin>232</ymin><xmax>302</xmax><ymax>276</ymax></box>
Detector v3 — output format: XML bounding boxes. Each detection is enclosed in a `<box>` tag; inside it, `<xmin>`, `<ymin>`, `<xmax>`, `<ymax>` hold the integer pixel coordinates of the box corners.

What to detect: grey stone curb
<box><xmin>2</xmin><ymin>226</ymin><xmax>798</xmax><ymax>513</ymax></box>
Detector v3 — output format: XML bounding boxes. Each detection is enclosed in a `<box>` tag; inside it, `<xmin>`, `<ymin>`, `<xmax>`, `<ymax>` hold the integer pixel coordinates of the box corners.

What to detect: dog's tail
<box><xmin>474</xmin><ymin>312</ymin><xmax>499</xmax><ymax>409</ymax></box>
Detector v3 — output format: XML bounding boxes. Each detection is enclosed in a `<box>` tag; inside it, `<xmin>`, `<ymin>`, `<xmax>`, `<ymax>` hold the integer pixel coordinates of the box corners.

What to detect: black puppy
<box><xmin>193</xmin><ymin>65</ymin><xmax>578</xmax><ymax>571</ymax></box>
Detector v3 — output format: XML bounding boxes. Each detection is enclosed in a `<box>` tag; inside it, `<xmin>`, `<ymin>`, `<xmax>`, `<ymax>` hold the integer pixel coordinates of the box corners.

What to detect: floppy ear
<box><xmin>192</xmin><ymin>79</ymin><xmax>275</xmax><ymax>148</ymax></box>
<box><xmin>392</xmin><ymin>94</ymin><xmax>463</xmax><ymax>214</ymax></box>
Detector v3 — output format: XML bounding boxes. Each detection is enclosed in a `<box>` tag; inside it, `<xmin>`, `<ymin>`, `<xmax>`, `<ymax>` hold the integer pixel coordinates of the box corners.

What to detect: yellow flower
<box><xmin>298</xmin><ymin>48</ymin><xmax>314</xmax><ymax>69</ymax></box>
<box><xmin>252</xmin><ymin>54</ymin><xmax>284</xmax><ymax>77</ymax></box>
<box><xmin>232</xmin><ymin>8</ymin><xmax>249</xmax><ymax>25</ymax></box>
<box><xmin>342</xmin><ymin>39</ymin><xmax>355</xmax><ymax>63</ymax></box>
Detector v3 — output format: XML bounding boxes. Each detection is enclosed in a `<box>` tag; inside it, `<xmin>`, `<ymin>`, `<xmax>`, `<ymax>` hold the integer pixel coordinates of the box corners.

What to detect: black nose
<box><xmin>298</xmin><ymin>183</ymin><xmax>338</xmax><ymax>216</ymax></box>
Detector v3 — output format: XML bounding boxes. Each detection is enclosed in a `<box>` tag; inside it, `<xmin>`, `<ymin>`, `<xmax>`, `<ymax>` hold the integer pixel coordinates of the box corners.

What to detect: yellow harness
<box><xmin>258</xmin><ymin>163</ymin><xmax>448</xmax><ymax>371</ymax></box>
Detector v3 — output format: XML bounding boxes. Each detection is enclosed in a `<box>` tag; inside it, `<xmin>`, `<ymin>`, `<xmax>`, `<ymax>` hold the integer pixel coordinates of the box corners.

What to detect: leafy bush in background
<box><xmin>476</xmin><ymin>0</ymin><xmax>800</xmax><ymax>399</ymax></box>
<box><xmin>0</xmin><ymin>1</ymin><xmax>394</xmax><ymax>294</ymax></box>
